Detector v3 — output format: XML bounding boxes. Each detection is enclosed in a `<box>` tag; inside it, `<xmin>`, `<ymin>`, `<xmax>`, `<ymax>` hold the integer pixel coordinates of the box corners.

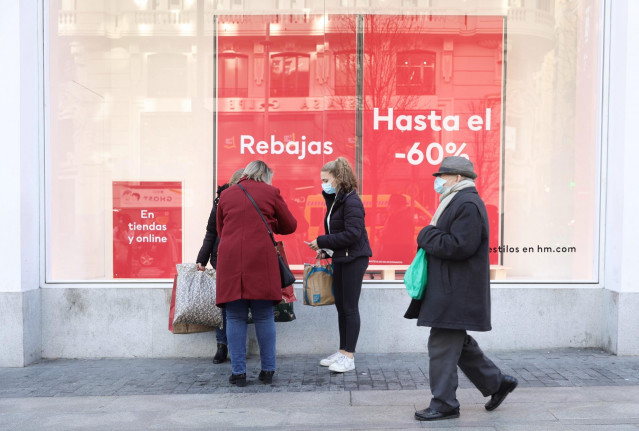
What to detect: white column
<box><xmin>0</xmin><ymin>2</ymin><xmax>23</xmax><ymax>293</ymax></box>
<box><xmin>0</xmin><ymin>0</ymin><xmax>41</xmax><ymax>366</ymax></box>
<box><xmin>603</xmin><ymin>0</ymin><xmax>639</xmax><ymax>354</ymax></box>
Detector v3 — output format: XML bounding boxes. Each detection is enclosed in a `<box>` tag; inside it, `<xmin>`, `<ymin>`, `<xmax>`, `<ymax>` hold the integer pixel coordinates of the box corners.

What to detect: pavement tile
<box><xmin>1</xmin><ymin>348</ymin><xmax>639</xmax><ymax>399</ymax></box>
<box><xmin>0</xmin><ymin>413</ymin><xmax>33</xmax><ymax>431</ymax></box>
<box><xmin>549</xmin><ymin>402</ymin><xmax>639</xmax><ymax>421</ymax></box>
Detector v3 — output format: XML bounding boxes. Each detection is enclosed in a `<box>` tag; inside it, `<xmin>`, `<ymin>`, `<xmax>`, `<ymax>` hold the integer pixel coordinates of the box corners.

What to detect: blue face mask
<box><xmin>322</xmin><ymin>182</ymin><xmax>337</xmax><ymax>194</ymax></box>
<box><xmin>434</xmin><ymin>177</ymin><xmax>447</xmax><ymax>194</ymax></box>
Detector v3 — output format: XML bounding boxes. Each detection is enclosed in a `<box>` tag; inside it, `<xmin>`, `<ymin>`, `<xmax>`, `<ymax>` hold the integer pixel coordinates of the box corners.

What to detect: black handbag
<box><xmin>237</xmin><ymin>184</ymin><xmax>296</xmax><ymax>288</ymax></box>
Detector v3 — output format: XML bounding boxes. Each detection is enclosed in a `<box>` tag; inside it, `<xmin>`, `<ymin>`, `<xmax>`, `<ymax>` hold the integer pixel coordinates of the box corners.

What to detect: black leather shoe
<box><xmin>485</xmin><ymin>375</ymin><xmax>518</xmax><ymax>411</ymax></box>
<box><xmin>258</xmin><ymin>370</ymin><xmax>275</xmax><ymax>384</ymax></box>
<box><xmin>229</xmin><ymin>373</ymin><xmax>246</xmax><ymax>387</ymax></box>
<box><xmin>213</xmin><ymin>343</ymin><xmax>228</xmax><ymax>364</ymax></box>
<box><xmin>415</xmin><ymin>407</ymin><xmax>460</xmax><ymax>421</ymax></box>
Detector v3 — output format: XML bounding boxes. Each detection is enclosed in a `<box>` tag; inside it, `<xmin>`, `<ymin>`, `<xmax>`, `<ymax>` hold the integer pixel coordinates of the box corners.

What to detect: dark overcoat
<box><xmin>196</xmin><ymin>183</ymin><xmax>229</xmax><ymax>270</ymax></box>
<box><xmin>316</xmin><ymin>189</ymin><xmax>372</xmax><ymax>263</ymax></box>
<box><xmin>404</xmin><ymin>187</ymin><xmax>492</xmax><ymax>331</ymax></box>
<box><xmin>215</xmin><ymin>178</ymin><xmax>297</xmax><ymax>305</ymax></box>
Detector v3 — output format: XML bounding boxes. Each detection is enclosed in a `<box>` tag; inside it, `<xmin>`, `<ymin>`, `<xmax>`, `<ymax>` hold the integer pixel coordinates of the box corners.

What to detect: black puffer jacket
<box><xmin>196</xmin><ymin>184</ymin><xmax>229</xmax><ymax>269</ymax></box>
<box><xmin>404</xmin><ymin>187</ymin><xmax>491</xmax><ymax>331</ymax></box>
<box><xmin>316</xmin><ymin>189</ymin><xmax>372</xmax><ymax>263</ymax></box>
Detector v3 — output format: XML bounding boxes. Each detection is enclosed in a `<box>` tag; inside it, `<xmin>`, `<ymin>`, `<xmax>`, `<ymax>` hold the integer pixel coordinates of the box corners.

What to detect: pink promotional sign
<box><xmin>216</xmin><ymin>15</ymin><xmax>357</xmax><ymax>265</ymax></box>
<box><xmin>113</xmin><ymin>181</ymin><xmax>182</xmax><ymax>278</ymax></box>
<box><xmin>216</xmin><ymin>15</ymin><xmax>504</xmax><ymax>267</ymax></box>
<box><xmin>362</xmin><ymin>15</ymin><xmax>504</xmax><ymax>265</ymax></box>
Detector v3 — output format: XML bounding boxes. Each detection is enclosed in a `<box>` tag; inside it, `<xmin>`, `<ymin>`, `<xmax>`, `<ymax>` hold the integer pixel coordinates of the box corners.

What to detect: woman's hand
<box><xmin>307</xmin><ymin>239</ymin><xmax>320</xmax><ymax>251</ymax></box>
<box><xmin>196</xmin><ymin>263</ymin><xmax>206</xmax><ymax>271</ymax></box>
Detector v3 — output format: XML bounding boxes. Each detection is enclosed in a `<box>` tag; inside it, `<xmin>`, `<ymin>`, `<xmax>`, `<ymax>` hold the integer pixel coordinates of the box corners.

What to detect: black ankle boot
<box><xmin>229</xmin><ymin>373</ymin><xmax>246</xmax><ymax>387</ymax></box>
<box><xmin>213</xmin><ymin>343</ymin><xmax>228</xmax><ymax>364</ymax></box>
<box><xmin>258</xmin><ymin>370</ymin><xmax>275</xmax><ymax>384</ymax></box>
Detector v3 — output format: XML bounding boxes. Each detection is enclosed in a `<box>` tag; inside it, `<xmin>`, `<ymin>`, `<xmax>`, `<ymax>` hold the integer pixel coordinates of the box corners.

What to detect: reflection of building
<box><xmin>215</xmin><ymin>13</ymin><xmax>505</xmax><ymax>265</ymax></box>
<box><xmin>216</xmin><ymin>15</ymin><xmax>503</xmax><ymax>265</ymax></box>
<box><xmin>502</xmin><ymin>0</ymin><xmax>596</xmax><ymax>279</ymax></box>
<box><xmin>507</xmin><ymin>0</ymin><xmax>555</xmax><ymax>42</ymax></box>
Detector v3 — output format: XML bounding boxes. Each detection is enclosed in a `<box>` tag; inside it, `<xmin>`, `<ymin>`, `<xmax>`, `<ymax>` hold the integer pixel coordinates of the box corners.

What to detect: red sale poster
<box><xmin>362</xmin><ymin>15</ymin><xmax>504</xmax><ymax>265</ymax></box>
<box><xmin>216</xmin><ymin>15</ymin><xmax>357</xmax><ymax>265</ymax></box>
<box><xmin>215</xmin><ymin>14</ymin><xmax>504</xmax><ymax>267</ymax></box>
<box><xmin>113</xmin><ymin>181</ymin><xmax>182</xmax><ymax>278</ymax></box>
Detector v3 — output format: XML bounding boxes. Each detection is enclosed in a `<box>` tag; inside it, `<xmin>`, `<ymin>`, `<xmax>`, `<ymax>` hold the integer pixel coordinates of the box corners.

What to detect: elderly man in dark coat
<box><xmin>405</xmin><ymin>156</ymin><xmax>517</xmax><ymax>421</ymax></box>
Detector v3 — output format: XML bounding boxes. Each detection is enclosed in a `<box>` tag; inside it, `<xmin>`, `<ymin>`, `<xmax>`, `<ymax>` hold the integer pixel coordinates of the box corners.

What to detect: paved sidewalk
<box><xmin>1</xmin><ymin>348</ymin><xmax>637</xmax><ymax>397</ymax></box>
<box><xmin>1</xmin><ymin>348</ymin><xmax>639</xmax><ymax>430</ymax></box>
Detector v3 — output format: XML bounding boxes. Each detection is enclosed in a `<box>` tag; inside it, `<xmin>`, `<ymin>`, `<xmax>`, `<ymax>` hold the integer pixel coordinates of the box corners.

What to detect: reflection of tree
<box><xmin>321</xmin><ymin>16</ymin><xmax>504</xmax><ymax>262</ymax></box>
<box><xmin>326</xmin><ymin>16</ymin><xmax>431</xmax><ymax>252</ymax></box>
<box><xmin>465</xmin><ymin>98</ymin><xmax>502</xmax><ymax>202</ymax></box>
<box><xmin>328</xmin><ymin>15</ymin><xmax>423</xmax><ymax>112</ymax></box>
<box><xmin>363</xmin><ymin>16</ymin><xmax>423</xmax><ymax>112</ymax></box>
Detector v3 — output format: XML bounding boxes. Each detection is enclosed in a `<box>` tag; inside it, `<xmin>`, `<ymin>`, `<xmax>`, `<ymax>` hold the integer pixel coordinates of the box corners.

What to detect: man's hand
<box><xmin>196</xmin><ymin>263</ymin><xmax>206</xmax><ymax>271</ymax></box>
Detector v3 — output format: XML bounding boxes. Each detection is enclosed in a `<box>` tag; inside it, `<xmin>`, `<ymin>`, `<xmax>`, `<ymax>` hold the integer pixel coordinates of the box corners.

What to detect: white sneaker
<box><xmin>320</xmin><ymin>352</ymin><xmax>344</xmax><ymax>367</ymax></box>
<box><xmin>328</xmin><ymin>355</ymin><xmax>355</xmax><ymax>373</ymax></box>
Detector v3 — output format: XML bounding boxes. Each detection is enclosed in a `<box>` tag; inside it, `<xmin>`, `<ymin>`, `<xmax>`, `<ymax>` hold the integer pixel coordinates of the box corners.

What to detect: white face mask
<box><xmin>434</xmin><ymin>177</ymin><xmax>447</xmax><ymax>194</ymax></box>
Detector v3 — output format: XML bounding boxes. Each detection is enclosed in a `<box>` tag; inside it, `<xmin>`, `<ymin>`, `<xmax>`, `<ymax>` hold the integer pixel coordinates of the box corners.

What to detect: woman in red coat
<box><xmin>216</xmin><ymin>160</ymin><xmax>297</xmax><ymax>386</ymax></box>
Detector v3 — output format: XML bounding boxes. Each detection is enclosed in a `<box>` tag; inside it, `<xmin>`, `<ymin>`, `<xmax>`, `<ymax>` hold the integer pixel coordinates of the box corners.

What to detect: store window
<box><xmin>46</xmin><ymin>1</ymin><xmax>602</xmax><ymax>283</ymax></box>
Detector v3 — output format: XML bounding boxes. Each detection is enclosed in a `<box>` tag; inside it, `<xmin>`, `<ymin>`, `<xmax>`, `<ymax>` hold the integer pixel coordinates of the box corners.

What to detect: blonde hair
<box><xmin>229</xmin><ymin>169</ymin><xmax>244</xmax><ymax>185</ymax></box>
<box><xmin>321</xmin><ymin>157</ymin><xmax>358</xmax><ymax>193</ymax></box>
<box><xmin>243</xmin><ymin>160</ymin><xmax>273</xmax><ymax>184</ymax></box>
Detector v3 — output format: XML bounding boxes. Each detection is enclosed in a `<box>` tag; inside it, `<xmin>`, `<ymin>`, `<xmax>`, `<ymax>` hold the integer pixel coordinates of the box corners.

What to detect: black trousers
<box><xmin>332</xmin><ymin>256</ymin><xmax>369</xmax><ymax>353</ymax></box>
<box><xmin>428</xmin><ymin>327</ymin><xmax>504</xmax><ymax>412</ymax></box>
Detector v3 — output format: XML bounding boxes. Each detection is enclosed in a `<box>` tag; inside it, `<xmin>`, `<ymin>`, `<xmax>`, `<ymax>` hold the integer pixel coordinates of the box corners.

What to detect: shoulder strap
<box><xmin>237</xmin><ymin>183</ymin><xmax>277</xmax><ymax>247</ymax></box>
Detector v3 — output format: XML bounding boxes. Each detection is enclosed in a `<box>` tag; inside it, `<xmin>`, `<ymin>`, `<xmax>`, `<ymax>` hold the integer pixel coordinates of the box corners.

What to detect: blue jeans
<box><xmin>225</xmin><ymin>299</ymin><xmax>276</xmax><ymax>375</ymax></box>
<box><xmin>216</xmin><ymin>308</ymin><xmax>227</xmax><ymax>345</ymax></box>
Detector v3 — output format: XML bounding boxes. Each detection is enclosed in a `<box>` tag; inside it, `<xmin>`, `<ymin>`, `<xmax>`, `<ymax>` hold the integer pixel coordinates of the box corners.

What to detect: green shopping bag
<box><xmin>404</xmin><ymin>248</ymin><xmax>427</xmax><ymax>300</ymax></box>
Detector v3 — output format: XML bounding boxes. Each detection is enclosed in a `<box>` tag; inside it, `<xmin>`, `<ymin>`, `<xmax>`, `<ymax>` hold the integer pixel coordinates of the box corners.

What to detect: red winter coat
<box><xmin>215</xmin><ymin>178</ymin><xmax>297</xmax><ymax>305</ymax></box>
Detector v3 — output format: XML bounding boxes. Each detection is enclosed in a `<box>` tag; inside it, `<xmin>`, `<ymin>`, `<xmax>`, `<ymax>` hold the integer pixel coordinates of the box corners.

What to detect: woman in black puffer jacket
<box><xmin>308</xmin><ymin>157</ymin><xmax>372</xmax><ymax>373</ymax></box>
<box><xmin>196</xmin><ymin>168</ymin><xmax>244</xmax><ymax>364</ymax></box>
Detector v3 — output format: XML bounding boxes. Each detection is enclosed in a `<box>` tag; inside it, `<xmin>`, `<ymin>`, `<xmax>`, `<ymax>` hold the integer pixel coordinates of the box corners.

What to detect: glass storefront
<box><xmin>46</xmin><ymin>0</ymin><xmax>601</xmax><ymax>283</ymax></box>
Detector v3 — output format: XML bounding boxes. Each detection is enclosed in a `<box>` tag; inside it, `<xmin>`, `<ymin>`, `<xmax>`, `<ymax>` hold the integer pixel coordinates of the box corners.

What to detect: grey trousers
<box><xmin>428</xmin><ymin>327</ymin><xmax>504</xmax><ymax>412</ymax></box>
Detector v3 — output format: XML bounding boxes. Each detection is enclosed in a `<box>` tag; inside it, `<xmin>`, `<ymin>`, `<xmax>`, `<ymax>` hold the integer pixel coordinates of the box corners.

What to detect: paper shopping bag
<box><xmin>303</xmin><ymin>261</ymin><xmax>335</xmax><ymax>306</ymax></box>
